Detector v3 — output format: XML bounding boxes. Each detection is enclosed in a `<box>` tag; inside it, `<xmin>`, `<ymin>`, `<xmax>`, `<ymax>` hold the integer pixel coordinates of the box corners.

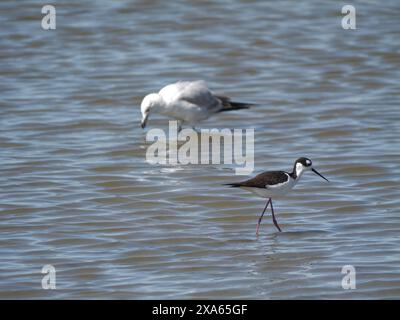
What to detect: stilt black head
<box><xmin>291</xmin><ymin>157</ymin><xmax>329</xmax><ymax>182</ymax></box>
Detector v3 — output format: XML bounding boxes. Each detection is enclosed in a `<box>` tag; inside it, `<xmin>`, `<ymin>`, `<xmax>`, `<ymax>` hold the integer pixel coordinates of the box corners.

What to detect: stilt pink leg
<box><xmin>270</xmin><ymin>199</ymin><xmax>282</xmax><ymax>232</ymax></box>
<box><xmin>256</xmin><ymin>198</ymin><xmax>271</xmax><ymax>235</ymax></box>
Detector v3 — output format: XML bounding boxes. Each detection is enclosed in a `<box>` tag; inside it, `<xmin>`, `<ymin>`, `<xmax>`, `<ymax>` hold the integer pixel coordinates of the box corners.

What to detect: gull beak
<box><xmin>140</xmin><ymin>115</ymin><xmax>148</xmax><ymax>129</ymax></box>
<box><xmin>312</xmin><ymin>168</ymin><xmax>329</xmax><ymax>182</ymax></box>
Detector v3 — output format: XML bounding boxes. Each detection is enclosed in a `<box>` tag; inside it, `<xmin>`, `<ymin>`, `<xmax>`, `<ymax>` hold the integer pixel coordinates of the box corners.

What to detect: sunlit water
<box><xmin>1</xmin><ymin>0</ymin><xmax>400</xmax><ymax>299</ymax></box>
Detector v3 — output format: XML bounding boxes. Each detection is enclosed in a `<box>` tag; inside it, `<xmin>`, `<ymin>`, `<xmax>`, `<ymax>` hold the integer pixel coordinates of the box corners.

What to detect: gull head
<box><xmin>294</xmin><ymin>157</ymin><xmax>329</xmax><ymax>182</ymax></box>
<box><xmin>140</xmin><ymin>93</ymin><xmax>163</xmax><ymax>129</ymax></box>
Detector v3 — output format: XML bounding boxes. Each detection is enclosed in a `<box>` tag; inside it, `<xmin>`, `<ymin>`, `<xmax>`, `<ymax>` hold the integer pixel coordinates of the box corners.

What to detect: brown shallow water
<box><xmin>1</xmin><ymin>1</ymin><xmax>400</xmax><ymax>299</ymax></box>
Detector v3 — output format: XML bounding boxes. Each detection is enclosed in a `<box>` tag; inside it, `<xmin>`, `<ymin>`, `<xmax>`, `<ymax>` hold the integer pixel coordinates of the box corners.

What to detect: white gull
<box><xmin>140</xmin><ymin>80</ymin><xmax>254</xmax><ymax>130</ymax></box>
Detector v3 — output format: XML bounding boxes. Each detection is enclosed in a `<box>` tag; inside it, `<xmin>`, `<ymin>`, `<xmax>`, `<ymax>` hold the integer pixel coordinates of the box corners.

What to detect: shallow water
<box><xmin>1</xmin><ymin>0</ymin><xmax>400</xmax><ymax>299</ymax></box>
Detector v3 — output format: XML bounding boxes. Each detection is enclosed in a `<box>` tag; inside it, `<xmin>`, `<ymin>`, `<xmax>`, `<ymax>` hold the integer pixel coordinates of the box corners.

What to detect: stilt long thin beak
<box><xmin>312</xmin><ymin>168</ymin><xmax>329</xmax><ymax>182</ymax></box>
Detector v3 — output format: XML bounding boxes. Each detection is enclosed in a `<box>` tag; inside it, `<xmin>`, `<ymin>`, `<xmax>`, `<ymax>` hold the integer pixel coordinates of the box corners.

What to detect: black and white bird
<box><xmin>140</xmin><ymin>80</ymin><xmax>254</xmax><ymax>130</ymax></box>
<box><xmin>225</xmin><ymin>157</ymin><xmax>329</xmax><ymax>235</ymax></box>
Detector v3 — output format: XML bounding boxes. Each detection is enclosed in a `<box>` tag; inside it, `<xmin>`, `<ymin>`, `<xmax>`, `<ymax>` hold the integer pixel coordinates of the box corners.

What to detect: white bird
<box><xmin>140</xmin><ymin>80</ymin><xmax>254</xmax><ymax>130</ymax></box>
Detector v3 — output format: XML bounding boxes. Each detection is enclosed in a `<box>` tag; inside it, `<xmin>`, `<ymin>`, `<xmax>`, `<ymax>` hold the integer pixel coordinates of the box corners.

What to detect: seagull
<box><xmin>225</xmin><ymin>157</ymin><xmax>329</xmax><ymax>235</ymax></box>
<box><xmin>140</xmin><ymin>80</ymin><xmax>255</xmax><ymax>130</ymax></box>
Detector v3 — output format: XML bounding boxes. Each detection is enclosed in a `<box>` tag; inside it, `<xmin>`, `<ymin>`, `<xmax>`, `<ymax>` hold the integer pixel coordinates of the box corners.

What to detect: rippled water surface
<box><xmin>1</xmin><ymin>1</ymin><xmax>400</xmax><ymax>299</ymax></box>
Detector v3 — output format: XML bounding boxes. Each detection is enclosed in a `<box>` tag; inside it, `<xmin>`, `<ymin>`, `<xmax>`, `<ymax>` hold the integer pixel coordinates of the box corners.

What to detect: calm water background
<box><xmin>1</xmin><ymin>0</ymin><xmax>400</xmax><ymax>299</ymax></box>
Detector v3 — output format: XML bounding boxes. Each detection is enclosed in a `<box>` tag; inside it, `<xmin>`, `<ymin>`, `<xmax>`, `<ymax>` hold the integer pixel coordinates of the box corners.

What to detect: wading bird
<box><xmin>225</xmin><ymin>157</ymin><xmax>329</xmax><ymax>235</ymax></box>
<box><xmin>140</xmin><ymin>80</ymin><xmax>254</xmax><ymax>131</ymax></box>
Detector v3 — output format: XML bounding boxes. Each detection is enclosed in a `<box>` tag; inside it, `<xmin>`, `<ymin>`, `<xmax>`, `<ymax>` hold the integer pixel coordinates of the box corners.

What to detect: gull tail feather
<box><xmin>216</xmin><ymin>95</ymin><xmax>256</xmax><ymax>112</ymax></box>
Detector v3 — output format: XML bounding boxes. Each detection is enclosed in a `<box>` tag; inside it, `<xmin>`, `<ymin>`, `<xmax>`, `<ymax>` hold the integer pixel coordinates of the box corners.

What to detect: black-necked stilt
<box><xmin>225</xmin><ymin>157</ymin><xmax>329</xmax><ymax>235</ymax></box>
